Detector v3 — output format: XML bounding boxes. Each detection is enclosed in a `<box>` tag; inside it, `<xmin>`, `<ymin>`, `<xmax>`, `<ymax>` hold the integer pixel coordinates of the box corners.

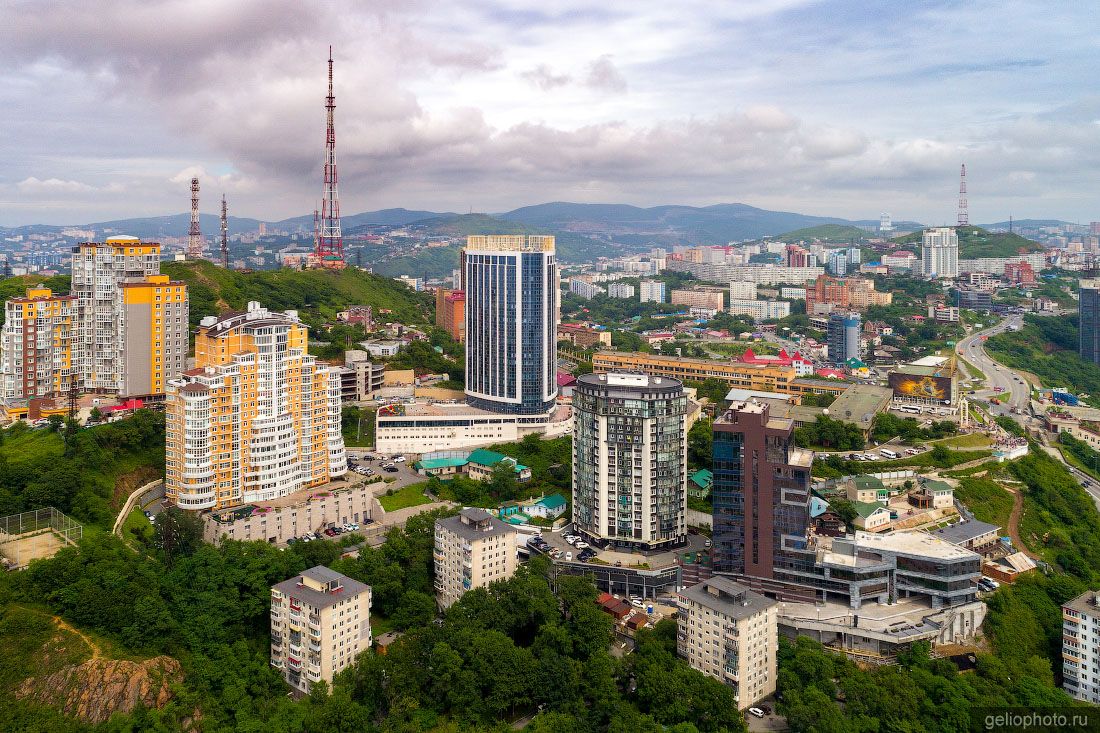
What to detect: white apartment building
<box><xmin>921</xmin><ymin>228</ymin><xmax>960</xmax><ymax>279</ymax></box>
<box><xmin>1062</xmin><ymin>590</ymin><xmax>1100</xmax><ymax>703</ymax></box>
<box><xmin>270</xmin><ymin>566</ymin><xmax>371</xmax><ymax>693</ymax></box>
<box><xmin>165</xmin><ymin>302</ymin><xmax>347</xmax><ymax>511</ymax></box>
<box><xmin>607</xmin><ymin>282</ymin><xmax>636</xmax><ymax>299</ymax></box>
<box><xmin>882</xmin><ymin>251</ymin><xmax>917</xmax><ymax>272</ymax></box>
<box><xmin>677</xmin><ymin>577</ymin><xmax>778</xmax><ymax>710</ymax></box>
<box><xmin>727</xmin><ymin>299</ymin><xmax>791</xmax><ymax>320</ymax></box>
<box><xmin>639</xmin><ymin>280</ymin><xmax>666</xmax><ymax>303</ymax></box>
<box><xmin>434</xmin><ymin>508</ymin><xmax>518</xmax><ymax>609</ymax></box>
<box><xmin>729</xmin><ymin>281</ymin><xmax>758</xmax><ymax>300</ymax></box>
<box><xmin>958</xmin><ymin>252</ymin><xmax>1047</xmax><ymax>275</ymax></box>
<box><xmin>779</xmin><ymin>287</ymin><xmax>806</xmax><ymax>300</ymax></box>
<box><xmin>665</xmin><ymin>261</ymin><xmax>824</xmax><ymax>286</ymax></box>
<box><xmin>569</xmin><ymin>277</ymin><xmax>604</xmax><ymax>300</ymax></box>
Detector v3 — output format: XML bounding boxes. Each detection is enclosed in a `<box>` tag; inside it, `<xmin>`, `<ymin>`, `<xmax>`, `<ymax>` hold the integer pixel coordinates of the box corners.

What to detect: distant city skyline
<box><xmin>1</xmin><ymin>1</ymin><xmax>1097</xmax><ymax>226</ymax></box>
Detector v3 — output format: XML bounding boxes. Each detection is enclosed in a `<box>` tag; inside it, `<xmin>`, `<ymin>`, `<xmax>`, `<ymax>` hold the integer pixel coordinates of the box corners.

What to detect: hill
<box><xmin>980</xmin><ymin>219</ymin><xmax>1071</xmax><ymax>230</ymax></box>
<box><xmin>775</xmin><ymin>224</ymin><xmax>872</xmax><ymax>243</ymax></box>
<box><xmin>161</xmin><ymin>260</ymin><xmax>433</xmax><ymax>329</ymax></box>
<box><xmin>986</xmin><ymin>314</ymin><xmax>1100</xmax><ymax>407</ymax></box>
<box><xmin>891</xmin><ymin>226</ymin><xmax>1044</xmax><ymax>258</ymax></box>
<box><xmin>276</xmin><ymin>207</ymin><xmax>456</xmax><ymax>232</ymax></box>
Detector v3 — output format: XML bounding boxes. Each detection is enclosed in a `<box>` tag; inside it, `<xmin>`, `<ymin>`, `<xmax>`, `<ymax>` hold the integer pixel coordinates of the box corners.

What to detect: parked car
<box><xmin>748</xmin><ymin>707</ymin><xmax>766</xmax><ymax>719</ymax></box>
<box><xmin>564</xmin><ymin>552</ymin><xmax>572</xmax><ymax>561</ymax></box>
<box><xmin>574</xmin><ymin>541</ymin><xmax>589</xmax><ymax>549</ymax></box>
<box><xmin>395</xmin><ymin>456</ymin><xmax>407</xmax><ymax>463</ymax></box>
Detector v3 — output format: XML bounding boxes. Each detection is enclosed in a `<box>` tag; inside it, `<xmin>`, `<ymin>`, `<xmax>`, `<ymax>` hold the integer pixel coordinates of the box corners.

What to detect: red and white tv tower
<box><xmin>957</xmin><ymin>163</ymin><xmax>968</xmax><ymax>227</ymax></box>
<box><xmin>187</xmin><ymin>177</ymin><xmax>203</xmax><ymax>258</ymax></box>
<box><xmin>314</xmin><ymin>46</ymin><xmax>345</xmax><ymax>269</ymax></box>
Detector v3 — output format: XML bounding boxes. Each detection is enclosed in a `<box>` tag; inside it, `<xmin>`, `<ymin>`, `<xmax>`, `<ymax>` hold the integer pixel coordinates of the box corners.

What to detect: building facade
<box><xmin>0</xmin><ymin>288</ymin><xmax>75</xmax><ymax>401</ymax></box>
<box><xmin>435</xmin><ymin>288</ymin><xmax>465</xmax><ymax>342</ymax></box>
<box><xmin>729</xmin><ymin>281</ymin><xmax>758</xmax><ymax>300</ymax></box>
<box><xmin>920</xmin><ymin>228</ymin><xmax>959</xmax><ymax>279</ymax></box>
<box><xmin>270</xmin><ymin>566</ymin><xmax>371</xmax><ymax>693</ymax></box>
<box><xmin>165</xmin><ymin>301</ymin><xmax>347</xmax><ymax>511</ymax></box>
<box><xmin>69</xmin><ymin>237</ymin><xmax>188</xmax><ymax>395</ymax></box>
<box><xmin>572</xmin><ymin>373</ymin><xmax>688</xmax><ymax>551</ymax></box>
<box><xmin>558</xmin><ymin>323</ymin><xmax>611</xmax><ymax>349</ymax></box>
<box><xmin>434</xmin><ymin>508</ymin><xmax>518</xmax><ymax>609</ymax></box>
<box><xmin>464</xmin><ymin>235</ymin><xmax>558</xmax><ymax>415</ymax></box>
<box><xmin>727</xmin><ymin>299</ymin><xmax>791</xmax><ymax>320</ymax></box>
<box><xmin>639</xmin><ymin>280</ymin><xmax>666</xmax><ymax>303</ymax></box>
<box><xmin>1081</xmin><ymin>280</ymin><xmax>1100</xmax><ymax>365</ymax></box>
<box><xmin>1062</xmin><ymin>591</ymin><xmax>1100</xmax><ymax>703</ymax></box>
<box><xmin>677</xmin><ymin>577</ymin><xmax>778</xmax><ymax>710</ymax></box>
<box><xmin>827</xmin><ymin>312</ymin><xmax>861</xmax><ymax>365</ymax></box>
<box><xmin>568</xmin><ymin>277</ymin><xmax>604</xmax><ymax>300</ymax></box>
<box><xmin>607</xmin><ymin>282</ymin><xmax>636</xmax><ymax>299</ymax></box>
<box><xmin>671</xmin><ymin>288</ymin><xmax>725</xmax><ymax>311</ymax></box>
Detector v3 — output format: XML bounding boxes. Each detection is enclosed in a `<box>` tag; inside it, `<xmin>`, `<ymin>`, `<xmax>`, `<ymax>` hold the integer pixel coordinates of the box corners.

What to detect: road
<box><xmin>955</xmin><ymin>315</ymin><xmax>1031</xmax><ymax>417</ymax></box>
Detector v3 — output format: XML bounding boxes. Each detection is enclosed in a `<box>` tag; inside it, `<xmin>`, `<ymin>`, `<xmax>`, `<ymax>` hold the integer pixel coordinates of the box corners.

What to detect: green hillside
<box><xmin>400</xmin><ymin>213</ymin><xmax>598</xmax><ymax>264</ymax></box>
<box><xmin>373</xmin><ymin>243</ymin><xmax>461</xmax><ymax>279</ymax></box>
<box><xmin>891</xmin><ymin>226</ymin><xmax>1044</xmax><ymax>258</ymax></box>
<box><xmin>161</xmin><ymin>260</ymin><xmax>433</xmax><ymax>329</ymax></box>
<box><xmin>0</xmin><ymin>274</ymin><xmax>72</xmax><ymax>327</ymax></box>
<box><xmin>775</xmin><ymin>224</ymin><xmax>872</xmax><ymax>243</ymax></box>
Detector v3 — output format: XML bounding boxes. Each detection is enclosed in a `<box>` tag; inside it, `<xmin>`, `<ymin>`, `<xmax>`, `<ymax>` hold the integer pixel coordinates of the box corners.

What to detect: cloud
<box><xmin>521</xmin><ymin>65</ymin><xmax>572</xmax><ymax>90</ymax></box>
<box><xmin>584</xmin><ymin>55</ymin><xmax>627</xmax><ymax>93</ymax></box>
<box><xmin>18</xmin><ymin>177</ymin><xmax>96</xmax><ymax>193</ymax></box>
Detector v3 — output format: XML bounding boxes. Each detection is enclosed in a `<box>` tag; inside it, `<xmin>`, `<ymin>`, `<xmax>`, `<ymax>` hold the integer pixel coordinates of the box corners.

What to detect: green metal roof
<box><xmin>536</xmin><ymin>493</ymin><xmax>567</xmax><ymax>510</ymax></box>
<box><xmin>852</xmin><ymin>500</ymin><xmax>889</xmax><ymax>518</ymax></box>
<box><xmin>923</xmin><ymin>479</ymin><xmax>954</xmax><ymax>492</ymax></box>
<box><xmin>690</xmin><ymin>469</ymin><xmax>714</xmax><ymax>489</ymax></box>
<box><xmin>414</xmin><ymin>457</ymin><xmax>468</xmax><ymax>470</ymax></box>
<box><xmin>467</xmin><ymin>448</ymin><xmax>528</xmax><ymax>473</ymax></box>
<box><xmin>851</xmin><ymin>475</ymin><xmax>885</xmax><ymax>489</ymax></box>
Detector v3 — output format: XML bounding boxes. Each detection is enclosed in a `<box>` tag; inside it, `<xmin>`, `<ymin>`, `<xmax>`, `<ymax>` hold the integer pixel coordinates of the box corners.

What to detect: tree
<box><xmin>153</xmin><ymin>506</ymin><xmax>205</xmax><ymax>566</ymax></box>
<box><xmin>489</xmin><ymin>460</ymin><xmax>519</xmax><ymax>502</ymax></box>
<box><xmin>687</xmin><ymin>418</ymin><xmax>713</xmax><ymax>469</ymax></box>
<box><xmin>89</xmin><ymin>407</ymin><xmax>103</xmax><ymax>423</ymax></box>
<box><xmin>930</xmin><ymin>444</ymin><xmax>951</xmax><ymax>466</ymax></box>
<box><xmin>46</xmin><ymin>414</ymin><xmax>64</xmax><ymax>432</ymax></box>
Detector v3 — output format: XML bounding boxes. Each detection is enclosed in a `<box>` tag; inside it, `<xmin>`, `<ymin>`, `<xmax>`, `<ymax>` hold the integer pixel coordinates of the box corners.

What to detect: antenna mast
<box><xmin>314</xmin><ymin>45</ymin><xmax>345</xmax><ymax>268</ymax></box>
<box><xmin>188</xmin><ymin>177</ymin><xmax>203</xmax><ymax>258</ymax></box>
<box><xmin>220</xmin><ymin>194</ymin><xmax>229</xmax><ymax>268</ymax></box>
<box><xmin>957</xmin><ymin>164</ymin><xmax>968</xmax><ymax>227</ymax></box>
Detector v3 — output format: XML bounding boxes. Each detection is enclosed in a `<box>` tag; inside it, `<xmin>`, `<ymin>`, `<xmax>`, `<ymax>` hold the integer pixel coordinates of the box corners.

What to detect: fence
<box><xmin>0</xmin><ymin>507</ymin><xmax>83</xmax><ymax>569</ymax></box>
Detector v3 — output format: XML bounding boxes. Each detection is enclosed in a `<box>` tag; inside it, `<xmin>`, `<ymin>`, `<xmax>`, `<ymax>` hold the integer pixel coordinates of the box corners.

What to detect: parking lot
<box><xmin>531</xmin><ymin>527</ymin><xmax>711</xmax><ymax>572</ymax></box>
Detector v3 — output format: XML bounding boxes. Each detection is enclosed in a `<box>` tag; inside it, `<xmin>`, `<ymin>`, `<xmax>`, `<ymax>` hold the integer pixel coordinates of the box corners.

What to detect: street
<box><xmin>955</xmin><ymin>315</ymin><xmax>1031</xmax><ymax>418</ymax></box>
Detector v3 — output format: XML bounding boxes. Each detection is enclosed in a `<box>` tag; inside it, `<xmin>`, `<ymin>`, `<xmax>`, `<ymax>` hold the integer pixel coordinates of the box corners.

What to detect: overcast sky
<box><xmin>1</xmin><ymin>0</ymin><xmax>1098</xmax><ymax>226</ymax></box>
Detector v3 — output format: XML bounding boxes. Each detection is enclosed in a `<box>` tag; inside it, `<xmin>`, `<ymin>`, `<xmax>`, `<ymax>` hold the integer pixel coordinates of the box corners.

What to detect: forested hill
<box><xmin>891</xmin><ymin>226</ymin><xmax>1044</xmax><ymax>258</ymax></box>
<box><xmin>161</xmin><ymin>260</ymin><xmax>433</xmax><ymax>329</ymax></box>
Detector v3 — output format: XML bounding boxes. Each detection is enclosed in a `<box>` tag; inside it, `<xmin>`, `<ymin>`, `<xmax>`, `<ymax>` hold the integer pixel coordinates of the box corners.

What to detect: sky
<box><xmin>1</xmin><ymin>0</ymin><xmax>1098</xmax><ymax>226</ymax></box>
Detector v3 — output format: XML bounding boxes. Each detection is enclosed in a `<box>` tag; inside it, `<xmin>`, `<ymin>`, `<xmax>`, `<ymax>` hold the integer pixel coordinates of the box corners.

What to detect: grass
<box><xmin>121</xmin><ymin>506</ymin><xmax>154</xmax><ymax>545</ymax></box>
<box><xmin>1057</xmin><ymin>445</ymin><xmax>1100</xmax><ymax>484</ymax></box>
<box><xmin>954</xmin><ymin>477</ymin><xmax>1015</xmax><ymax>529</ymax></box>
<box><xmin>957</xmin><ymin>355</ymin><xmax>986</xmax><ymax>383</ymax></box>
<box><xmin>378</xmin><ymin>482</ymin><xmax>433</xmax><ymax>512</ymax></box>
<box><xmin>930</xmin><ymin>433</ymin><xmax>994</xmax><ymax>449</ymax></box>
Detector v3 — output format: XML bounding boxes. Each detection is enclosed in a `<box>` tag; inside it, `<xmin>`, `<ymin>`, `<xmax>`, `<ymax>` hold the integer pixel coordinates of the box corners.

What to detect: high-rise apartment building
<box><xmin>712</xmin><ymin>402</ymin><xmax>814</xmax><ymax>582</ymax></box>
<box><xmin>435</xmin><ymin>288</ymin><xmax>466</xmax><ymax>342</ymax></box>
<box><xmin>671</xmin><ymin>288</ymin><xmax>725</xmax><ymax>311</ymax></box>
<box><xmin>434</xmin><ymin>508</ymin><xmax>518</xmax><ymax>609</ymax></box>
<box><xmin>70</xmin><ymin>237</ymin><xmax>188</xmax><ymax>395</ymax></box>
<box><xmin>729</xmin><ymin>281</ymin><xmax>757</xmax><ymax>300</ymax></box>
<box><xmin>639</xmin><ymin>280</ymin><xmax>666</xmax><ymax>303</ymax></box>
<box><xmin>464</xmin><ymin>235</ymin><xmax>557</xmax><ymax>415</ymax></box>
<box><xmin>0</xmin><ymin>288</ymin><xmax>75</xmax><ymax>402</ymax></box>
<box><xmin>921</xmin><ymin>228</ymin><xmax>959</xmax><ymax>279</ymax></box>
<box><xmin>572</xmin><ymin>373</ymin><xmax>688</xmax><ymax>551</ymax></box>
<box><xmin>677</xmin><ymin>577</ymin><xmax>777</xmax><ymax>709</ymax></box>
<box><xmin>607</xmin><ymin>282</ymin><xmax>635</xmax><ymax>299</ymax></box>
<box><xmin>827</xmin><ymin>311</ymin><xmax>861</xmax><ymax>364</ymax></box>
<box><xmin>165</xmin><ymin>301</ymin><xmax>347</xmax><ymax>511</ymax></box>
<box><xmin>1062</xmin><ymin>590</ymin><xmax>1100</xmax><ymax>702</ymax></box>
<box><xmin>270</xmin><ymin>566</ymin><xmax>371</xmax><ymax>693</ymax></box>
<box><xmin>1081</xmin><ymin>280</ymin><xmax>1100</xmax><ymax>365</ymax></box>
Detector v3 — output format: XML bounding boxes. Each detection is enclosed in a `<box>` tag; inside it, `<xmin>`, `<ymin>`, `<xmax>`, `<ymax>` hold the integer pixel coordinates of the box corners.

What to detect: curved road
<box><xmin>955</xmin><ymin>314</ymin><xmax>1031</xmax><ymax>416</ymax></box>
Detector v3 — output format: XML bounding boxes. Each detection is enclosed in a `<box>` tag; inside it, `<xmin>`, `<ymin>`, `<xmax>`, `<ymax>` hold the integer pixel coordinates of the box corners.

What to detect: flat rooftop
<box><xmin>853</xmin><ymin>530</ymin><xmax>976</xmax><ymax>561</ymax></box>
<box><xmin>827</xmin><ymin>385</ymin><xmax>894</xmax><ymax>429</ymax></box>
<box><xmin>777</xmin><ymin>596</ymin><xmax>961</xmax><ymax>639</ymax></box>
<box><xmin>1063</xmin><ymin>591</ymin><xmax>1100</xmax><ymax>617</ymax></box>
<box><xmin>679</xmin><ymin>576</ymin><xmax>776</xmax><ymax>620</ymax></box>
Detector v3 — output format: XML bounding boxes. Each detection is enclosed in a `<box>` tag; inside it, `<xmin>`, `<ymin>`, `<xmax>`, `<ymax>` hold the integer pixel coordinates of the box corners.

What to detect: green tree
<box><xmin>152</xmin><ymin>506</ymin><xmax>205</xmax><ymax>566</ymax></box>
<box><xmin>687</xmin><ymin>418</ymin><xmax>713</xmax><ymax>468</ymax></box>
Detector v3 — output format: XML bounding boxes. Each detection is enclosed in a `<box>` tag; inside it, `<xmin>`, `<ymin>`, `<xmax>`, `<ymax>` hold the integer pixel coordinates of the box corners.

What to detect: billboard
<box><xmin>889</xmin><ymin>372</ymin><xmax>954</xmax><ymax>403</ymax></box>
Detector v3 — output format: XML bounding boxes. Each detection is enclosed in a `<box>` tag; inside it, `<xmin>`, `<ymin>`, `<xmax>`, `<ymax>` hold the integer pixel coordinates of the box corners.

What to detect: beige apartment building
<box><xmin>670</xmin><ymin>288</ymin><xmax>725</xmax><ymax>311</ymax></box>
<box><xmin>165</xmin><ymin>301</ymin><xmax>347</xmax><ymax>512</ymax></box>
<box><xmin>270</xmin><ymin>566</ymin><xmax>371</xmax><ymax>693</ymax></box>
<box><xmin>677</xmin><ymin>576</ymin><xmax>778</xmax><ymax>710</ymax></box>
<box><xmin>433</xmin><ymin>508</ymin><xmax>518</xmax><ymax>609</ymax></box>
<box><xmin>0</xmin><ymin>288</ymin><xmax>75</xmax><ymax>401</ymax></box>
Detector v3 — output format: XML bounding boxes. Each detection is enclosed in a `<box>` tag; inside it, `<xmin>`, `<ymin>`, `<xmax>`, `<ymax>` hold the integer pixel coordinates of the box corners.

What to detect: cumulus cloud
<box><xmin>0</xmin><ymin>0</ymin><xmax>1098</xmax><ymax>224</ymax></box>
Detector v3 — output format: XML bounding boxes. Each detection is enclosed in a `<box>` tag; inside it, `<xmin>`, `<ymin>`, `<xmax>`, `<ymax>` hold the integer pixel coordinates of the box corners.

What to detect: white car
<box><xmin>574</xmin><ymin>541</ymin><xmax>589</xmax><ymax>549</ymax></box>
<box><xmin>564</xmin><ymin>552</ymin><xmax>572</xmax><ymax>562</ymax></box>
<box><xmin>395</xmin><ymin>456</ymin><xmax>407</xmax><ymax>463</ymax></box>
<box><xmin>565</xmin><ymin>537</ymin><xmax>577</xmax><ymax>545</ymax></box>
<box><xmin>748</xmin><ymin>707</ymin><xmax>765</xmax><ymax>719</ymax></box>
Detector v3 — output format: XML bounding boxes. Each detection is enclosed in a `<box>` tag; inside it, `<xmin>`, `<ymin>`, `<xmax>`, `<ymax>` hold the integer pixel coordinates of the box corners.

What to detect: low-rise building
<box><xmin>677</xmin><ymin>577</ymin><xmax>778</xmax><ymax>710</ymax></box>
<box><xmin>928</xmin><ymin>305</ymin><xmax>960</xmax><ymax>323</ymax></box>
<box><xmin>558</xmin><ymin>323</ymin><xmax>612</xmax><ymax>348</ymax></box>
<box><xmin>851</xmin><ymin>501</ymin><xmax>891</xmax><ymax>531</ymax></box>
<box><xmin>360</xmin><ymin>339</ymin><xmax>404</xmax><ymax>358</ymax></box>
<box><xmin>526</xmin><ymin>493</ymin><xmax>567</xmax><ymax>519</ymax></box>
<box><xmin>337</xmin><ymin>305</ymin><xmax>375</xmax><ymax>329</ymax></box>
<box><xmin>203</xmin><ymin>482</ymin><xmax>376</xmax><ymax>545</ymax></box>
<box><xmin>931</xmin><ymin>519</ymin><xmax>1001</xmax><ymax>553</ymax></box>
<box><xmin>846</xmin><ymin>475</ymin><xmax>888</xmax><ymax>503</ymax></box>
<box><xmin>341</xmin><ymin>350</ymin><xmax>385</xmax><ymax>401</ymax></box>
<box><xmin>434</xmin><ymin>508</ymin><xmax>518</xmax><ymax>609</ymax></box>
<box><xmin>270</xmin><ymin>566</ymin><xmax>371</xmax><ymax>693</ymax></box>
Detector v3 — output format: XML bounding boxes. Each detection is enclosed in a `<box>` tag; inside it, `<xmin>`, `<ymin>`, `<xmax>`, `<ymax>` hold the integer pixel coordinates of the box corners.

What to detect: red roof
<box><xmin>556</xmin><ymin>372</ymin><xmax>577</xmax><ymax>387</ymax></box>
<box><xmin>815</xmin><ymin>368</ymin><xmax>846</xmax><ymax>379</ymax></box>
<box><xmin>738</xmin><ymin>347</ymin><xmax>808</xmax><ymax>366</ymax></box>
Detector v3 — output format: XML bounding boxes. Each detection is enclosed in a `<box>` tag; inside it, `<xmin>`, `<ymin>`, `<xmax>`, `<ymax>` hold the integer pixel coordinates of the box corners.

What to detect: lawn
<box><xmin>953</xmin><ymin>477</ymin><xmax>1015</xmax><ymax>529</ymax></box>
<box><xmin>120</xmin><ymin>506</ymin><xmax>154</xmax><ymax>545</ymax></box>
<box><xmin>957</xmin><ymin>355</ymin><xmax>986</xmax><ymax>383</ymax></box>
<box><xmin>930</xmin><ymin>433</ymin><xmax>994</xmax><ymax>449</ymax></box>
<box><xmin>378</xmin><ymin>482</ymin><xmax>433</xmax><ymax>512</ymax></box>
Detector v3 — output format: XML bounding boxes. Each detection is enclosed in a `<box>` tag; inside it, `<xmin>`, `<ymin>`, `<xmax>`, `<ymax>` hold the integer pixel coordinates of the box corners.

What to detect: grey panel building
<box><xmin>1081</xmin><ymin>279</ymin><xmax>1100</xmax><ymax>365</ymax></box>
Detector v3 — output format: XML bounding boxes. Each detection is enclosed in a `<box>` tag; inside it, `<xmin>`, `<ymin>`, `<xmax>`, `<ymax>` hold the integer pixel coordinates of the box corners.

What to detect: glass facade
<box><xmin>1081</xmin><ymin>281</ymin><xmax>1100</xmax><ymax>365</ymax></box>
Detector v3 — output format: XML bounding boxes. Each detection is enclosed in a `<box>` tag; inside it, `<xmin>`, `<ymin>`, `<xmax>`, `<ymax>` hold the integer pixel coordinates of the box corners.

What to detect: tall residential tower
<box><xmin>1081</xmin><ymin>280</ymin><xmax>1100</xmax><ymax>365</ymax></box>
<box><xmin>464</xmin><ymin>235</ymin><xmax>557</xmax><ymax>415</ymax></box>
<box><xmin>165</xmin><ymin>301</ymin><xmax>347</xmax><ymax>511</ymax></box>
<box><xmin>0</xmin><ymin>288</ymin><xmax>75</xmax><ymax>401</ymax></box>
<box><xmin>921</xmin><ymin>227</ymin><xmax>959</xmax><ymax>279</ymax></box>
<box><xmin>572</xmin><ymin>373</ymin><xmax>688</xmax><ymax>550</ymax></box>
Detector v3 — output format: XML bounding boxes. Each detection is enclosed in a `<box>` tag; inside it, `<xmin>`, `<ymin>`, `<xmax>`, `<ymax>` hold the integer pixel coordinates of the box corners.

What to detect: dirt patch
<box><xmin>110</xmin><ymin>466</ymin><xmax>163</xmax><ymax>511</ymax></box>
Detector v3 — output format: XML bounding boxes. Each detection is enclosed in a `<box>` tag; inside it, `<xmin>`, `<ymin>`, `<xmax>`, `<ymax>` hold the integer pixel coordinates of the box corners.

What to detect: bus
<box><xmin>879</xmin><ymin>448</ymin><xmax>900</xmax><ymax>459</ymax></box>
<box><xmin>896</xmin><ymin>405</ymin><xmax>922</xmax><ymax>415</ymax></box>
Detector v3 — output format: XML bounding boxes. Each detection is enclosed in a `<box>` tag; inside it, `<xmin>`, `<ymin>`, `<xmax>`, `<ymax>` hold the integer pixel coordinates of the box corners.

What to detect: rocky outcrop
<box><xmin>16</xmin><ymin>655</ymin><xmax>182</xmax><ymax>724</ymax></box>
